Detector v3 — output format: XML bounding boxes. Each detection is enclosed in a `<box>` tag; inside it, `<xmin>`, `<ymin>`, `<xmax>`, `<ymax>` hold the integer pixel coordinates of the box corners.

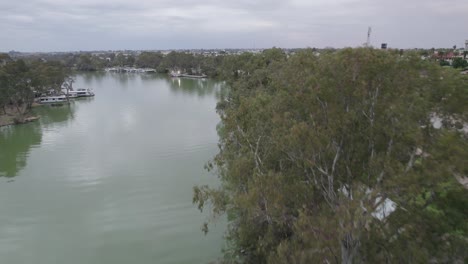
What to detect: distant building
<box><xmin>465</xmin><ymin>40</ymin><xmax>468</xmax><ymax>50</ymax></box>
<box><xmin>381</xmin><ymin>43</ymin><xmax>387</xmax><ymax>49</ymax></box>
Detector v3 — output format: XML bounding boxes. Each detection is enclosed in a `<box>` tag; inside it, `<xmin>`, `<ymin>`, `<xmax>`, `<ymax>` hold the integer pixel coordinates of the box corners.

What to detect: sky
<box><xmin>1</xmin><ymin>0</ymin><xmax>467</xmax><ymax>52</ymax></box>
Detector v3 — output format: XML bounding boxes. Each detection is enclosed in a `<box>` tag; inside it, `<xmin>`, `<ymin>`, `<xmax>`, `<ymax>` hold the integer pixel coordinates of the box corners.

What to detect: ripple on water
<box><xmin>62</xmin><ymin>167</ymin><xmax>103</xmax><ymax>188</ymax></box>
<box><xmin>154</xmin><ymin>142</ymin><xmax>217</xmax><ymax>159</ymax></box>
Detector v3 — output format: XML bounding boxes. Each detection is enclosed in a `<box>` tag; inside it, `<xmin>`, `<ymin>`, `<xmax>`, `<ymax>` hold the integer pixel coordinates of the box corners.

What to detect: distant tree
<box><xmin>108</xmin><ymin>53</ymin><xmax>116</xmax><ymax>62</ymax></box>
<box><xmin>29</xmin><ymin>60</ymin><xmax>69</xmax><ymax>95</ymax></box>
<box><xmin>76</xmin><ymin>54</ymin><xmax>96</xmax><ymax>71</ymax></box>
<box><xmin>113</xmin><ymin>53</ymin><xmax>126</xmax><ymax>67</ymax></box>
<box><xmin>0</xmin><ymin>53</ymin><xmax>12</xmax><ymax>65</ymax></box>
<box><xmin>452</xmin><ymin>57</ymin><xmax>468</xmax><ymax>69</ymax></box>
<box><xmin>158</xmin><ymin>51</ymin><xmax>195</xmax><ymax>73</ymax></box>
<box><xmin>419</xmin><ymin>50</ymin><xmax>429</xmax><ymax>57</ymax></box>
<box><xmin>438</xmin><ymin>50</ymin><xmax>445</xmax><ymax>59</ymax></box>
<box><xmin>90</xmin><ymin>56</ymin><xmax>107</xmax><ymax>69</ymax></box>
<box><xmin>125</xmin><ymin>56</ymin><xmax>135</xmax><ymax>67</ymax></box>
<box><xmin>135</xmin><ymin>52</ymin><xmax>164</xmax><ymax>69</ymax></box>
<box><xmin>439</xmin><ymin>60</ymin><xmax>450</xmax><ymax>66</ymax></box>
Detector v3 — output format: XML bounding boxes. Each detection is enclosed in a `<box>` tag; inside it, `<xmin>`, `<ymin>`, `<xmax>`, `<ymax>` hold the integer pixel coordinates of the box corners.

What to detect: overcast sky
<box><xmin>1</xmin><ymin>0</ymin><xmax>467</xmax><ymax>52</ymax></box>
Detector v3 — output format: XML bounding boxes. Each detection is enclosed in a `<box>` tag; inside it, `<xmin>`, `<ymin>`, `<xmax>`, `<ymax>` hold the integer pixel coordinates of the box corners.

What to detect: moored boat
<box><xmin>61</xmin><ymin>89</ymin><xmax>79</xmax><ymax>98</ymax></box>
<box><xmin>37</xmin><ymin>95</ymin><xmax>68</xmax><ymax>104</ymax></box>
<box><xmin>169</xmin><ymin>71</ymin><xmax>206</xmax><ymax>79</ymax></box>
<box><xmin>75</xmin><ymin>88</ymin><xmax>95</xmax><ymax>97</ymax></box>
<box><xmin>61</xmin><ymin>87</ymin><xmax>94</xmax><ymax>98</ymax></box>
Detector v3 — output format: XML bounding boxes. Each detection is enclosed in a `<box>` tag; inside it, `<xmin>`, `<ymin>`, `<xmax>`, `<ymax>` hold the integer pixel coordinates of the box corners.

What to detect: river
<box><xmin>0</xmin><ymin>72</ymin><xmax>226</xmax><ymax>264</ymax></box>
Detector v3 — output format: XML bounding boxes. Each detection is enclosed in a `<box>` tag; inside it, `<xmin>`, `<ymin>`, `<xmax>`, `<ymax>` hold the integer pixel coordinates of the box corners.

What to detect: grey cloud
<box><xmin>0</xmin><ymin>0</ymin><xmax>467</xmax><ymax>51</ymax></box>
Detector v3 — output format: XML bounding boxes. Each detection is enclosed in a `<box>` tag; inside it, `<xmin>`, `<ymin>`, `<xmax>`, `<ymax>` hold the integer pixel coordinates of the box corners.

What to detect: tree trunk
<box><xmin>341</xmin><ymin>234</ymin><xmax>358</xmax><ymax>264</ymax></box>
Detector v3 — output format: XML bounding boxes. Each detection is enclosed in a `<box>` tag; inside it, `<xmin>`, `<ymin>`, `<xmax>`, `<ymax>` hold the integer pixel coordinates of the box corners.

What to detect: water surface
<box><xmin>0</xmin><ymin>72</ymin><xmax>225</xmax><ymax>264</ymax></box>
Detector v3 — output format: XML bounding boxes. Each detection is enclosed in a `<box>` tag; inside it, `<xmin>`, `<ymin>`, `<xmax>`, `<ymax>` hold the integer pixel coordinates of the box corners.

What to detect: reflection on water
<box><xmin>0</xmin><ymin>105</ymin><xmax>75</xmax><ymax>178</ymax></box>
<box><xmin>167</xmin><ymin>76</ymin><xmax>227</xmax><ymax>99</ymax></box>
<box><xmin>109</xmin><ymin>72</ymin><xmax>139</xmax><ymax>88</ymax></box>
<box><xmin>0</xmin><ymin>124</ymin><xmax>42</xmax><ymax>178</ymax></box>
<box><xmin>80</xmin><ymin>71</ymin><xmax>107</xmax><ymax>86</ymax></box>
<box><xmin>36</xmin><ymin>104</ymin><xmax>75</xmax><ymax>125</ymax></box>
<box><xmin>0</xmin><ymin>73</ymin><xmax>225</xmax><ymax>180</ymax></box>
<box><xmin>93</xmin><ymin>72</ymin><xmax>227</xmax><ymax>99</ymax></box>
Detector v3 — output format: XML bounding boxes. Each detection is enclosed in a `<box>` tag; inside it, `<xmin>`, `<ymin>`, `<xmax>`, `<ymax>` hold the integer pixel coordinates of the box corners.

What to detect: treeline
<box><xmin>12</xmin><ymin>47</ymin><xmax>467</xmax><ymax>79</ymax></box>
<box><xmin>135</xmin><ymin>51</ymin><xmax>224</xmax><ymax>77</ymax></box>
<box><xmin>194</xmin><ymin>48</ymin><xmax>468</xmax><ymax>263</ymax></box>
<box><xmin>21</xmin><ymin>51</ymin><xmax>226</xmax><ymax>77</ymax></box>
<box><xmin>0</xmin><ymin>54</ymin><xmax>68</xmax><ymax>118</ymax></box>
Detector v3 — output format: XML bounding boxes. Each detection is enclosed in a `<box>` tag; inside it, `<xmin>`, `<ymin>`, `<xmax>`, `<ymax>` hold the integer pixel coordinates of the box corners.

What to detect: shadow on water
<box><xmin>34</xmin><ymin>103</ymin><xmax>75</xmax><ymax>125</ymax></box>
<box><xmin>105</xmin><ymin>72</ymin><xmax>141</xmax><ymax>90</ymax></box>
<box><xmin>0</xmin><ymin>104</ymin><xmax>75</xmax><ymax>178</ymax></box>
<box><xmin>0</xmin><ymin>122</ymin><xmax>42</xmax><ymax>178</ymax></box>
<box><xmin>139</xmin><ymin>72</ymin><xmax>159</xmax><ymax>81</ymax></box>
<box><xmin>79</xmin><ymin>71</ymin><xmax>107</xmax><ymax>86</ymax></box>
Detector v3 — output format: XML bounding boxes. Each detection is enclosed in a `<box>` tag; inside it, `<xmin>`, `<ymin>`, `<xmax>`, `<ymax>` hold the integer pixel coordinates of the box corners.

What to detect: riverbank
<box><xmin>0</xmin><ymin>106</ymin><xmax>40</xmax><ymax>127</ymax></box>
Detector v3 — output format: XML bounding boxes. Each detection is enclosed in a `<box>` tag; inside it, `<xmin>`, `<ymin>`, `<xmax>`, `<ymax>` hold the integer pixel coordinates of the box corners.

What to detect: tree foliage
<box><xmin>0</xmin><ymin>59</ymin><xmax>69</xmax><ymax>117</ymax></box>
<box><xmin>135</xmin><ymin>52</ymin><xmax>164</xmax><ymax>70</ymax></box>
<box><xmin>452</xmin><ymin>57</ymin><xmax>468</xmax><ymax>69</ymax></box>
<box><xmin>194</xmin><ymin>48</ymin><xmax>468</xmax><ymax>263</ymax></box>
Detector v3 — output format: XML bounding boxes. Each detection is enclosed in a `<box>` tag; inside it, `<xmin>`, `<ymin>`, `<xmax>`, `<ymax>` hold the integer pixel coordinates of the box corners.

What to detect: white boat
<box><xmin>67</xmin><ymin>92</ymin><xmax>79</xmax><ymax>98</ymax></box>
<box><xmin>61</xmin><ymin>87</ymin><xmax>94</xmax><ymax>98</ymax></box>
<box><xmin>106</xmin><ymin>67</ymin><xmax>156</xmax><ymax>73</ymax></box>
<box><xmin>61</xmin><ymin>89</ymin><xmax>78</xmax><ymax>98</ymax></box>
<box><xmin>75</xmin><ymin>88</ymin><xmax>95</xmax><ymax>97</ymax></box>
<box><xmin>38</xmin><ymin>95</ymin><xmax>68</xmax><ymax>104</ymax></box>
<box><xmin>170</xmin><ymin>70</ymin><xmax>206</xmax><ymax>78</ymax></box>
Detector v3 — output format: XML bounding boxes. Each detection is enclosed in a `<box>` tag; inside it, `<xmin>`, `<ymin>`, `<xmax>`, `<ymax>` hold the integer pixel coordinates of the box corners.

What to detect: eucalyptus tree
<box><xmin>0</xmin><ymin>60</ymin><xmax>32</xmax><ymax>116</ymax></box>
<box><xmin>0</xmin><ymin>67</ymin><xmax>10</xmax><ymax>114</ymax></box>
<box><xmin>194</xmin><ymin>48</ymin><xmax>467</xmax><ymax>263</ymax></box>
<box><xmin>0</xmin><ymin>59</ymin><xmax>69</xmax><ymax>118</ymax></box>
<box><xmin>136</xmin><ymin>52</ymin><xmax>164</xmax><ymax>70</ymax></box>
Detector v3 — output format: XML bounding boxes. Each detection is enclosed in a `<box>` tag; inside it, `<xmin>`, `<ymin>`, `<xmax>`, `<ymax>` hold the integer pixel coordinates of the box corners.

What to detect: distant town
<box><xmin>5</xmin><ymin>42</ymin><xmax>468</xmax><ymax>56</ymax></box>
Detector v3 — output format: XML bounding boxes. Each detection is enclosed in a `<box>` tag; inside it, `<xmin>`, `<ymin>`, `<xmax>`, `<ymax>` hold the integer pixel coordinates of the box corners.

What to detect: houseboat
<box><xmin>75</xmin><ymin>88</ymin><xmax>95</xmax><ymax>97</ymax></box>
<box><xmin>61</xmin><ymin>89</ymin><xmax>78</xmax><ymax>98</ymax></box>
<box><xmin>37</xmin><ymin>95</ymin><xmax>68</xmax><ymax>104</ymax></box>
<box><xmin>170</xmin><ymin>71</ymin><xmax>207</xmax><ymax>79</ymax></box>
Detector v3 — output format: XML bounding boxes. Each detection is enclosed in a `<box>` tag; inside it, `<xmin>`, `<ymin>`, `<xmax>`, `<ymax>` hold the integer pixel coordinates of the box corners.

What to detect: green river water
<box><xmin>0</xmin><ymin>72</ymin><xmax>226</xmax><ymax>264</ymax></box>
